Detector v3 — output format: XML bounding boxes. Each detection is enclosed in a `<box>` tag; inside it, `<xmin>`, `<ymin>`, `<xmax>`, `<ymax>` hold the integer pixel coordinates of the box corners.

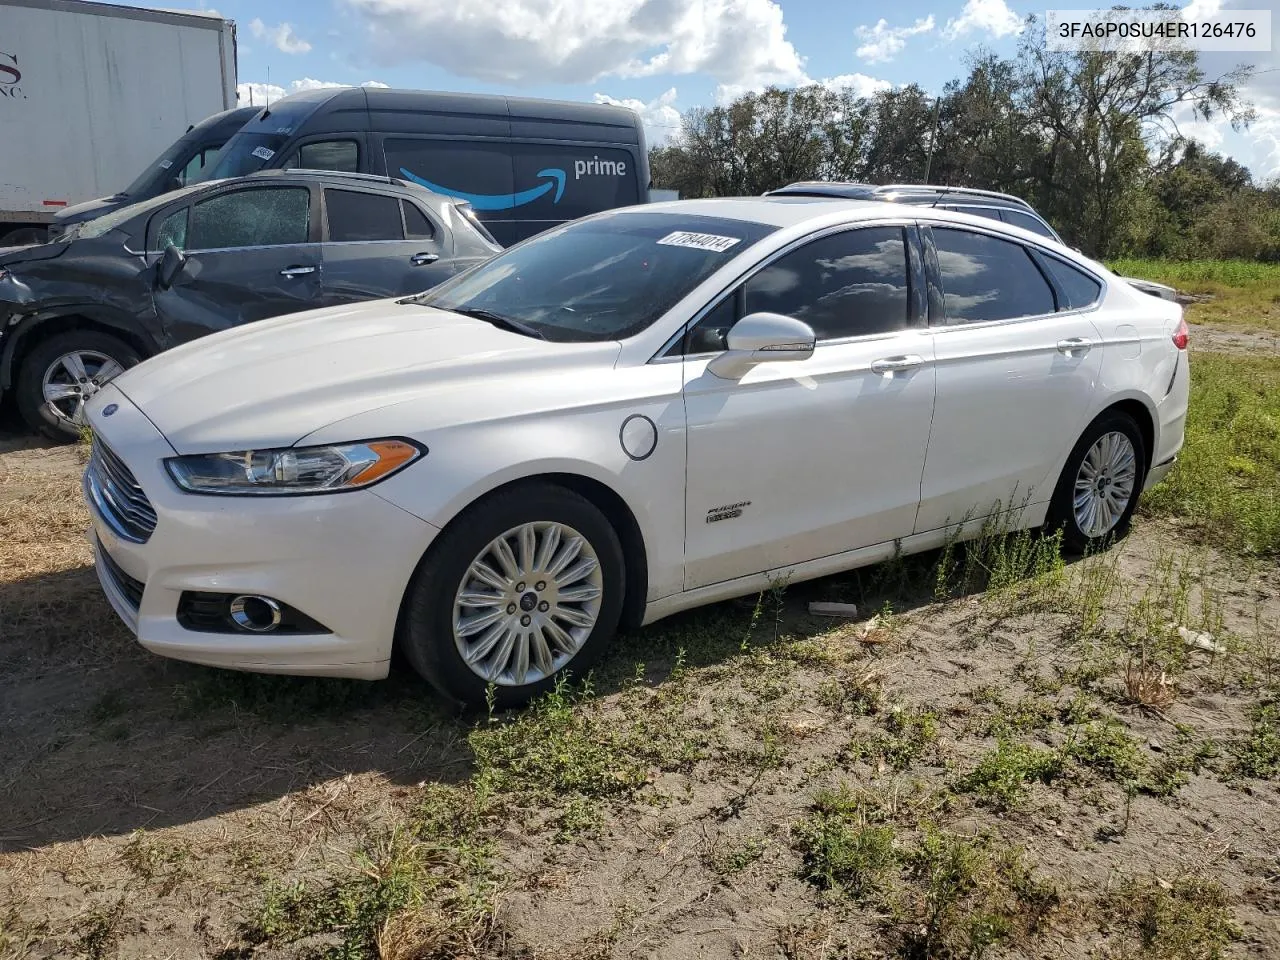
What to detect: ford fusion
<box><xmin>82</xmin><ymin>199</ymin><xmax>1189</xmax><ymax>705</ymax></box>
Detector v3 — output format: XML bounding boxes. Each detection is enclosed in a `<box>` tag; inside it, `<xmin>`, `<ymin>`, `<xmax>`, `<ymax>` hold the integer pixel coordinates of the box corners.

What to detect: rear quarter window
<box><xmin>1041</xmin><ymin>255</ymin><xmax>1103</xmax><ymax>310</ymax></box>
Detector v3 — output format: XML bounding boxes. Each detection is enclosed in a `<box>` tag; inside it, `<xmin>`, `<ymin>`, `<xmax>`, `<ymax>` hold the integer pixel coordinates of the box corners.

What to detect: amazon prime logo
<box><xmin>399</xmin><ymin>166</ymin><xmax>566</xmax><ymax>212</ymax></box>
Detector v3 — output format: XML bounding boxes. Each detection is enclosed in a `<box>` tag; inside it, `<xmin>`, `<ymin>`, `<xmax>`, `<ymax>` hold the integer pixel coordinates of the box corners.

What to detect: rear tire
<box><xmin>1047</xmin><ymin>410</ymin><xmax>1146</xmax><ymax>554</ymax></box>
<box><xmin>399</xmin><ymin>482</ymin><xmax>626</xmax><ymax>708</ymax></box>
<box><xmin>15</xmin><ymin>330</ymin><xmax>140</xmax><ymax>442</ymax></box>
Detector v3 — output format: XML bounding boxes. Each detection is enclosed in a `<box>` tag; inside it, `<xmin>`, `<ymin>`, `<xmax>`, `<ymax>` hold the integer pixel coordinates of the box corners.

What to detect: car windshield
<box><xmin>119</xmin><ymin>135</ymin><xmax>198</xmax><ymax>199</ymax></box>
<box><xmin>416</xmin><ymin>211</ymin><xmax>776</xmax><ymax>342</ymax></box>
<box><xmin>202</xmin><ymin>132</ymin><xmax>291</xmax><ymax>181</ymax></box>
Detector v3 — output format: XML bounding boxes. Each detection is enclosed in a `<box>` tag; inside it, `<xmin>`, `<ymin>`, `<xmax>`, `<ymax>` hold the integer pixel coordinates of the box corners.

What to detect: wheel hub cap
<box><xmin>452</xmin><ymin>521</ymin><xmax>604</xmax><ymax>687</ymax></box>
<box><xmin>1073</xmin><ymin>431</ymin><xmax>1138</xmax><ymax>539</ymax></box>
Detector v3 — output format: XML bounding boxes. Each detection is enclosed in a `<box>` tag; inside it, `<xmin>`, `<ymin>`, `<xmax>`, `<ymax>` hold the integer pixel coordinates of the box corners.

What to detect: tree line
<box><xmin>649</xmin><ymin>19</ymin><xmax>1278</xmax><ymax>261</ymax></box>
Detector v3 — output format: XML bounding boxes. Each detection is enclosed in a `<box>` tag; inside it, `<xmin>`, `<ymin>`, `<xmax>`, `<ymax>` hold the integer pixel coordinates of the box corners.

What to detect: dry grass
<box><xmin>1123</xmin><ymin>656</ymin><xmax>1177</xmax><ymax>711</ymax></box>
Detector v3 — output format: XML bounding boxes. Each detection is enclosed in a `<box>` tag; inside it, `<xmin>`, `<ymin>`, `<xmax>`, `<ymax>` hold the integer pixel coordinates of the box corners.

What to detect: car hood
<box><xmin>54</xmin><ymin>194</ymin><xmax>125</xmax><ymax>225</ymax></box>
<box><xmin>110</xmin><ymin>300</ymin><xmax>621</xmax><ymax>454</ymax></box>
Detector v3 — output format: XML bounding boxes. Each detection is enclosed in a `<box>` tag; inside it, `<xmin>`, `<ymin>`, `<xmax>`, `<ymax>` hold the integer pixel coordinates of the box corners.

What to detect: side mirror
<box><xmin>707</xmin><ymin>312</ymin><xmax>815</xmax><ymax>380</ymax></box>
<box><xmin>156</xmin><ymin>244</ymin><xmax>187</xmax><ymax>290</ymax></box>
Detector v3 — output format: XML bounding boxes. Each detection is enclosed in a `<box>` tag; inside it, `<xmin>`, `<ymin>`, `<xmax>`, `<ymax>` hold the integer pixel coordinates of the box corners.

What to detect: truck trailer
<box><xmin>0</xmin><ymin>0</ymin><xmax>237</xmax><ymax>246</ymax></box>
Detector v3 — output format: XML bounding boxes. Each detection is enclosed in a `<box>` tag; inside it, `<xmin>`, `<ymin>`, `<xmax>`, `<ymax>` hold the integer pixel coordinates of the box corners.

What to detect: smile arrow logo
<box><xmin>398</xmin><ymin>167</ymin><xmax>566</xmax><ymax>212</ymax></box>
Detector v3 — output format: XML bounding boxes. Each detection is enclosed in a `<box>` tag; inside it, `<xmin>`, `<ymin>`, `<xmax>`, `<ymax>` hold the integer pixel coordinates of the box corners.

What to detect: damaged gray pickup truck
<box><xmin>0</xmin><ymin>169</ymin><xmax>500</xmax><ymax>440</ymax></box>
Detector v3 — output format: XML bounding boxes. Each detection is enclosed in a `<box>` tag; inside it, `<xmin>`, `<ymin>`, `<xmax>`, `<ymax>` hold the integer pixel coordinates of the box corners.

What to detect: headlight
<box><xmin>165</xmin><ymin>439</ymin><xmax>424</xmax><ymax>495</ymax></box>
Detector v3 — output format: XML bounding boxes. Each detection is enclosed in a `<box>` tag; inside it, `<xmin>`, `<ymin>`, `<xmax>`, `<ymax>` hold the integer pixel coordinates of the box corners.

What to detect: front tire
<box><xmin>400</xmin><ymin>482</ymin><xmax>626</xmax><ymax>707</ymax></box>
<box><xmin>1047</xmin><ymin>410</ymin><xmax>1146</xmax><ymax>554</ymax></box>
<box><xmin>15</xmin><ymin>330</ymin><xmax>141</xmax><ymax>442</ymax></box>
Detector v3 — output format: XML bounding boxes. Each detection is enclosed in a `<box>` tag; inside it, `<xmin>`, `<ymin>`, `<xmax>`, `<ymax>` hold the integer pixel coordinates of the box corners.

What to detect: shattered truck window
<box><xmin>188</xmin><ymin>187</ymin><xmax>310</xmax><ymax>250</ymax></box>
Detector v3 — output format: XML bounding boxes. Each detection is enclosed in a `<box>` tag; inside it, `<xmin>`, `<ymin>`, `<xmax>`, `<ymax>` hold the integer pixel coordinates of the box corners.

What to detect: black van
<box><xmin>48</xmin><ymin>106</ymin><xmax>259</xmax><ymax>239</ymax></box>
<box><xmin>202</xmin><ymin>88</ymin><xmax>649</xmax><ymax>246</ymax></box>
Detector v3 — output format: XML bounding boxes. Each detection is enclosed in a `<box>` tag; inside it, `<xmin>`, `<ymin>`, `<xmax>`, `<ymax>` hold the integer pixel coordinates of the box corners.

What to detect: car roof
<box><xmin>621</xmin><ymin>196</ymin><xmax>1078</xmax><ymax>255</ymax></box>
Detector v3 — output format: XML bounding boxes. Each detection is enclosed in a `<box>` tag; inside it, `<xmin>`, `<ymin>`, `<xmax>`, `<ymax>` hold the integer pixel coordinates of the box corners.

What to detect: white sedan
<box><xmin>82</xmin><ymin>198</ymin><xmax>1189</xmax><ymax>705</ymax></box>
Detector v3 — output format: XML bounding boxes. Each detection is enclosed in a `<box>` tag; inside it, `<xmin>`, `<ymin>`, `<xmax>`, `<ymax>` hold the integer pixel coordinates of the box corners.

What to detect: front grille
<box><xmin>85</xmin><ymin>439</ymin><xmax>157</xmax><ymax>544</ymax></box>
<box><xmin>97</xmin><ymin>542</ymin><xmax>145</xmax><ymax>612</ymax></box>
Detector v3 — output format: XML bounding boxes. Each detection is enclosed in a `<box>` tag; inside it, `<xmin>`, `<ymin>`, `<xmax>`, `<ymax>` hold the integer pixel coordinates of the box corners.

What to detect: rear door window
<box><xmin>325</xmin><ymin>189</ymin><xmax>403</xmax><ymax>242</ymax></box>
<box><xmin>931</xmin><ymin>227</ymin><xmax>1055</xmax><ymax>323</ymax></box>
<box><xmin>188</xmin><ymin>187</ymin><xmax>311</xmax><ymax>250</ymax></box>
<box><xmin>509</xmin><ymin>144</ymin><xmax>640</xmax><ymax>222</ymax></box>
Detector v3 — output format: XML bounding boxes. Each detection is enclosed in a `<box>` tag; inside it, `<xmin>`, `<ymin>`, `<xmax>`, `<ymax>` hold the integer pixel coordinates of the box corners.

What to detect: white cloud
<box><xmin>822</xmin><ymin>73</ymin><xmax>893</xmax><ymax>99</ymax></box>
<box><xmin>236</xmin><ymin>78</ymin><xmax>389</xmax><ymax>106</ymax></box>
<box><xmin>343</xmin><ymin>0</ymin><xmax>807</xmax><ymax>91</ymax></box>
<box><xmin>248</xmin><ymin>18</ymin><xmax>312</xmax><ymax>55</ymax></box>
<box><xmin>593</xmin><ymin>88</ymin><xmax>682</xmax><ymax>145</ymax></box>
<box><xmin>854</xmin><ymin>16</ymin><xmax>935</xmax><ymax>64</ymax></box>
<box><xmin>943</xmin><ymin>0</ymin><xmax>1022</xmax><ymax>41</ymax></box>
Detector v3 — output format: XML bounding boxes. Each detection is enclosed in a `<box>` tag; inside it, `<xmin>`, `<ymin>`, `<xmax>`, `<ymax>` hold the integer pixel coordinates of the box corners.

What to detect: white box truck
<box><xmin>0</xmin><ymin>0</ymin><xmax>237</xmax><ymax>245</ymax></box>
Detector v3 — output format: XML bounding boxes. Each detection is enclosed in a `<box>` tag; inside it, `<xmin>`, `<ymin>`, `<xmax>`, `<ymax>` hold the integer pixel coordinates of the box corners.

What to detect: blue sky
<box><xmin>114</xmin><ymin>0</ymin><xmax>1279</xmax><ymax>178</ymax></box>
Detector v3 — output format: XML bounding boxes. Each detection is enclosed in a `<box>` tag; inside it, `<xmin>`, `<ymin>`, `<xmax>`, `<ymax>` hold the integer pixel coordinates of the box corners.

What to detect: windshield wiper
<box><xmin>442</xmin><ymin>306</ymin><xmax>548</xmax><ymax>340</ymax></box>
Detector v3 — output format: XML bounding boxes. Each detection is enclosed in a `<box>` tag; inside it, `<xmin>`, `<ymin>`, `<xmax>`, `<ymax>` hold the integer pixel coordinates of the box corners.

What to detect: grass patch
<box><xmin>794</xmin><ymin>785</ymin><xmax>898</xmax><ymax>899</ymax></box>
<box><xmin>1064</xmin><ymin>719</ymin><xmax>1148</xmax><ymax>786</ymax></box>
<box><xmin>243</xmin><ymin>784</ymin><xmax>497</xmax><ymax>959</ymax></box>
<box><xmin>1106</xmin><ymin>875</ymin><xmax>1239</xmax><ymax>959</ymax></box>
<box><xmin>1228</xmin><ymin>699</ymin><xmax>1280</xmax><ymax>780</ymax></box>
<box><xmin>1142</xmin><ymin>352</ymin><xmax>1280</xmax><ymax>555</ymax></box>
<box><xmin>895</xmin><ymin>828</ymin><xmax>1060</xmax><ymax>958</ymax></box>
<box><xmin>1109</xmin><ymin>259</ymin><xmax>1280</xmax><ymax>333</ymax></box>
<box><xmin>960</xmin><ymin>740</ymin><xmax>1064</xmax><ymax>810</ymax></box>
<box><xmin>847</xmin><ymin>707</ymin><xmax>940</xmax><ymax>771</ymax></box>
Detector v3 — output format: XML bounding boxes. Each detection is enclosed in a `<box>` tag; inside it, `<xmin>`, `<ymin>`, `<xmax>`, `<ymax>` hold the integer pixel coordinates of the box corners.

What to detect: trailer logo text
<box><xmin>0</xmin><ymin>52</ymin><xmax>25</xmax><ymax>100</ymax></box>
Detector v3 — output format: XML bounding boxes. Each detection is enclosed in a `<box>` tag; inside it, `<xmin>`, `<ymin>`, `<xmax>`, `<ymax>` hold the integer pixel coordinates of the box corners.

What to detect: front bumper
<box><xmin>83</xmin><ymin>384</ymin><xmax>440</xmax><ymax>679</ymax></box>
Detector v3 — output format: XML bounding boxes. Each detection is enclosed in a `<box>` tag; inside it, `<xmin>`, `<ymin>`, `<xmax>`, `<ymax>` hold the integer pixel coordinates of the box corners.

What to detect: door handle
<box><xmin>870</xmin><ymin>354</ymin><xmax>924</xmax><ymax>375</ymax></box>
<box><xmin>411</xmin><ymin>252</ymin><xmax>439</xmax><ymax>265</ymax></box>
<box><xmin>1056</xmin><ymin>337</ymin><xmax>1092</xmax><ymax>355</ymax></box>
<box><xmin>279</xmin><ymin>265</ymin><xmax>316</xmax><ymax>277</ymax></box>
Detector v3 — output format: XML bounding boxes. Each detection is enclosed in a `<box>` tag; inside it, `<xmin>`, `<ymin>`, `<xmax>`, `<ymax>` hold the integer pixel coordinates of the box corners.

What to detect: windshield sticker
<box><xmin>275</xmin><ymin>126</ymin><xmax>293</xmax><ymax>135</ymax></box>
<box><xmin>657</xmin><ymin>231</ymin><xmax>741</xmax><ymax>253</ymax></box>
<box><xmin>158</xmin><ymin>160</ymin><xmax>173</xmax><ymax>169</ymax></box>
<box><xmin>251</xmin><ymin>146</ymin><xmax>276</xmax><ymax>161</ymax></box>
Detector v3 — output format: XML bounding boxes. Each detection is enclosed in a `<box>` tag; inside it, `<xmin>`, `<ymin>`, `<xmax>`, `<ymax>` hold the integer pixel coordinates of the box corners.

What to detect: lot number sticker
<box><xmin>657</xmin><ymin>231</ymin><xmax>741</xmax><ymax>253</ymax></box>
<box><xmin>251</xmin><ymin>146</ymin><xmax>276</xmax><ymax>161</ymax></box>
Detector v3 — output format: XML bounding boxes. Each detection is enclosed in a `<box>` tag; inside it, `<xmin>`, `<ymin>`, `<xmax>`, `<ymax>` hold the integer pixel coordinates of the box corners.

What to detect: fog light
<box><xmin>229</xmin><ymin>595</ymin><xmax>283</xmax><ymax>633</ymax></box>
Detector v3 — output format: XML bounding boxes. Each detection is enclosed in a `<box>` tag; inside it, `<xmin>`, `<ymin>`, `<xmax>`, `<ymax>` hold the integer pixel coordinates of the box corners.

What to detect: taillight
<box><xmin>1172</xmin><ymin>317</ymin><xmax>1189</xmax><ymax>350</ymax></box>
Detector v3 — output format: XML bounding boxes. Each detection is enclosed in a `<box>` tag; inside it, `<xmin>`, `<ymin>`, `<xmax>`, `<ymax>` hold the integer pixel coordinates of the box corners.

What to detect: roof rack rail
<box><xmin>873</xmin><ymin>184</ymin><xmax>1036</xmax><ymax>209</ymax></box>
<box><xmin>247</xmin><ymin>169</ymin><xmax>400</xmax><ymax>185</ymax></box>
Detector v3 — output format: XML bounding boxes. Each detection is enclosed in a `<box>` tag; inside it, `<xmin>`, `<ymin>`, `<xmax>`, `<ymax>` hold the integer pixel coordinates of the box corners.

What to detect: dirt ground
<box><xmin>2</xmin><ymin>382</ymin><xmax>1279</xmax><ymax>959</ymax></box>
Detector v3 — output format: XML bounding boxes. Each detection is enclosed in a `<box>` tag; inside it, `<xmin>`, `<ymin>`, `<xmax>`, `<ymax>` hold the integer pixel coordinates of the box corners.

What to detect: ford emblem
<box><xmin>102</xmin><ymin>403</ymin><xmax>118</xmax><ymax>417</ymax></box>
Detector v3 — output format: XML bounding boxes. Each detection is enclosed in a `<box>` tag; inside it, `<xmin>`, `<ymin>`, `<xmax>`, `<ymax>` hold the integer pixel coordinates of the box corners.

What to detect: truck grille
<box><xmin>85</xmin><ymin>439</ymin><xmax>157</xmax><ymax>544</ymax></box>
<box><xmin>97</xmin><ymin>542</ymin><xmax>145</xmax><ymax>612</ymax></box>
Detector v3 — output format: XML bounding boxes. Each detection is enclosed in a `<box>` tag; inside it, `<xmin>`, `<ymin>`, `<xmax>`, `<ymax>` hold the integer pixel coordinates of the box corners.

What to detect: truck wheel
<box><xmin>0</xmin><ymin>227</ymin><xmax>47</xmax><ymax>247</ymax></box>
<box><xmin>15</xmin><ymin>331</ymin><xmax>140</xmax><ymax>442</ymax></box>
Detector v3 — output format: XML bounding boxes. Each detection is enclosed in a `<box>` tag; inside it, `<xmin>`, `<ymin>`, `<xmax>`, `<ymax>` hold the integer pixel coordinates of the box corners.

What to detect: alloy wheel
<box><xmin>1073</xmin><ymin>430</ymin><xmax>1138</xmax><ymax>539</ymax></box>
<box><xmin>452</xmin><ymin>521</ymin><xmax>604</xmax><ymax>687</ymax></box>
<box><xmin>41</xmin><ymin>350</ymin><xmax>125</xmax><ymax>427</ymax></box>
